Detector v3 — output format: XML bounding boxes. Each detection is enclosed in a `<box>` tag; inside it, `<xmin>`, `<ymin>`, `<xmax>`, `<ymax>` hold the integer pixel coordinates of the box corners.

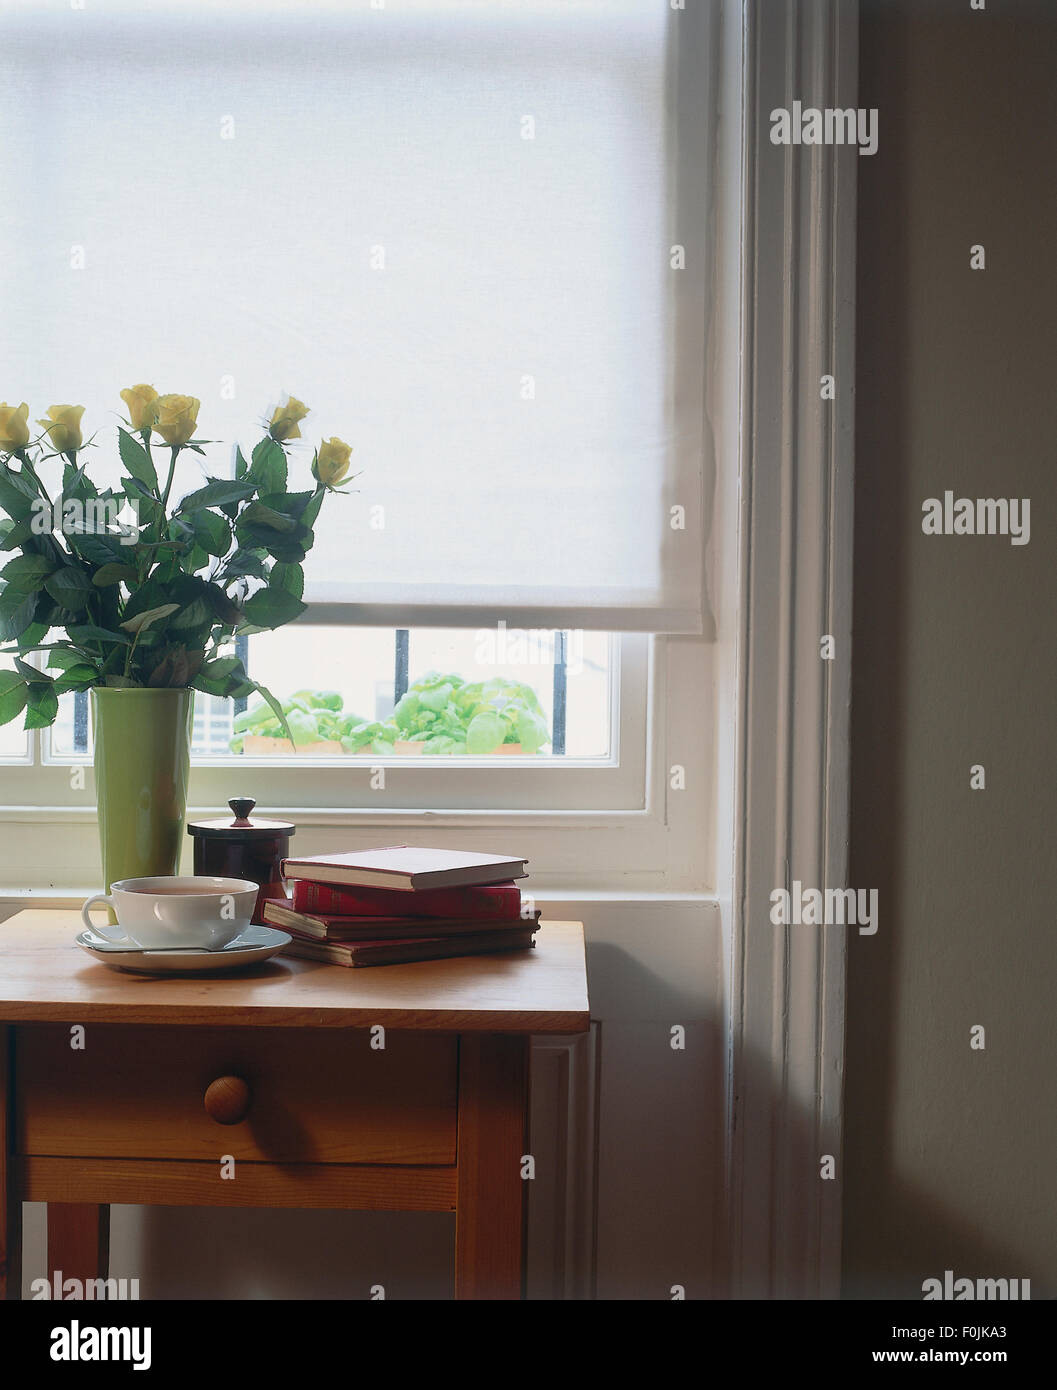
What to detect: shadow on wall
<box><xmin>727</xmin><ymin>1010</ymin><xmax>1046</xmax><ymax>1301</ymax></box>
<box><xmin>845</xmin><ymin>0</ymin><xmax>1057</xmax><ymax>1304</ymax></box>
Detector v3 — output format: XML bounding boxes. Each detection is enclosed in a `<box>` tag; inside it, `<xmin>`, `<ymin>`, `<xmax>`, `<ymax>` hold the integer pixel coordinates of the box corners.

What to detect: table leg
<box><xmin>454</xmin><ymin>1034</ymin><xmax>529</xmax><ymax>1300</ymax></box>
<box><xmin>48</xmin><ymin>1205</ymin><xmax>111</xmax><ymax>1296</ymax></box>
<box><xmin>0</xmin><ymin>1026</ymin><xmax>21</xmax><ymax>1300</ymax></box>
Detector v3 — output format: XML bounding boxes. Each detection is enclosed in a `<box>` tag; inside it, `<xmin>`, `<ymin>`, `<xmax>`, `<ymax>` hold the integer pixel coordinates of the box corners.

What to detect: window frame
<box><xmin>14</xmin><ymin>630</ymin><xmax>648</xmax><ymax>814</ymax></box>
<box><xmin>0</xmin><ymin>633</ymin><xmax>700</xmax><ymax>897</ymax></box>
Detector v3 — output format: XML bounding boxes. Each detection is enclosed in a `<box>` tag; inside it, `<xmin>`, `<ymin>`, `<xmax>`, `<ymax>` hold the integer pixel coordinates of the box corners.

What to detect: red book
<box><xmin>263</xmin><ymin>898</ymin><xmax>538</xmax><ymax>941</ymax></box>
<box><xmin>289</xmin><ymin>878</ymin><xmax>524</xmax><ymax>921</ymax></box>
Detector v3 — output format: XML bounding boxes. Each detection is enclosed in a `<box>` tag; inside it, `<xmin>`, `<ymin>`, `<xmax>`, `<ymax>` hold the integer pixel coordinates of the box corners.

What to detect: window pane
<box><xmin>45</xmin><ymin>629</ymin><xmax>613</xmax><ymax>761</ymax></box>
<box><xmin>50</xmin><ymin>691</ymin><xmax>89</xmax><ymax>761</ymax></box>
<box><xmin>407</xmin><ymin>628</ymin><xmax>611</xmax><ymax>758</ymax></box>
<box><xmin>225</xmin><ymin>627</ymin><xmax>397</xmax><ymax>758</ymax></box>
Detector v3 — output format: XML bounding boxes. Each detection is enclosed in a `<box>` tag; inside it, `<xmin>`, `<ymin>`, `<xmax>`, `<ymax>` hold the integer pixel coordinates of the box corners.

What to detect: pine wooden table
<box><xmin>0</xmin><ymin>911</ymin><xmax>589</xmax><ymax>1301</ymax></box>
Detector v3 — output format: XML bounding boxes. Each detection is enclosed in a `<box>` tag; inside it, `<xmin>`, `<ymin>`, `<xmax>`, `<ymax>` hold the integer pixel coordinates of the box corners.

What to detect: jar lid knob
<box><xmin>228</xmin><ymin>797</ymin><xmax>256</xmax><ymax>823</ymax></box>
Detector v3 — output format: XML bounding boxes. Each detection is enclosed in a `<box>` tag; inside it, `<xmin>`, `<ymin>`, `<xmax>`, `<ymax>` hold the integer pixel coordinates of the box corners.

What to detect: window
<box><xmin>46</xmin><ymin>627</ymin><xmax>615</xmax><ymax>762</ymax></box>
<box><xmin>5</xmin><ymin>630</ymin><xmax>648</xmax><ymax>816</ymax></box>
<box><xmin>1</xmin><ymin>1</ymin><xmax>714</xmax><ymax>829</ymax></box>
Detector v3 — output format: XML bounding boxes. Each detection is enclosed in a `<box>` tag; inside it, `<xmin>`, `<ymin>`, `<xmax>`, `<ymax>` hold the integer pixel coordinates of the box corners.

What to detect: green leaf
<box><xmin>118</xmin><ymin>579</ymin><xmax>169</xmax><ymax>626</ymax></box>
<box><xmin>0</xmin><ymin>588</ymin><xmax>40</xmax><ymax>642</ymax></box>
<box><xmin>118</xmin><ymin>428</ymin><xmax>160</xmax><ymax>492</ymax></box>
<box><xmin>240</xmin><ymin>586</ymin><xmax>306</xmax><ymax>630</ymax></box>
<box><xmin>176</xmin><ymin>478</ymin><xmax>256</xmax><ymax>514</ymax></box>
<box><xmin>44</xmin><ymin>566</ymin><xmax>92</xmax><ymax>611</ymax></box>
<box><xmin>67</xmin><ymin>528</ymin><xmax>126</xmax><ymax>568</ymax></box>
<box><xmin>190</xmin><ymin>655</ymin><xmax>245</xmax><ymax>697</ymax></box>
<box><xmin>192</xmin><ymin>510</ymin><xmax>231</xmax><ymax>558</ymax></box>
<box><xmin>148</xmin><ymin>548</ymin><xmax>182</xmax><ymax>588</ymax></box>
<box><xmin>24</xmin><ymin>681</ymin><xmax>58</xmax><ymax>729</ymax></box>
<box><xmin>0</xmin><ymin>670</ymin><xmax>28</xmax><ymax>726</ymax></box>
<box><xmin>92</xmin><ymin>562</ymin><xmax>139</xmax><ymax>588</ymax></box>
<box><xmin>239</xmin><ymin>501</ymin><xmax>297</xmax><ymax>533</ymax></box>
<box><xmin>270</xmin><ymin>562</ymin><xmax>304</xmax><ymax>600</ymax></box>
<box><xmin>179</xmin><ymin>543</ymin><xmax>209</xmax><ymax>575</ymax></box>
<box><xmin>516</xmin><ymin>708</ymin><xmax>550</xmax><ymax>753</ymax></box>
<box><xmin>62</xmin><ymin>459</ymin><xmax>98</xmax><ymax>502</ymax></box>
<box><xmin>418</xmin><ymin>682</ymin><xmax>454</xmax><ymax>713</ymax></box>
<box><xmin>168</xmin><ymin>597</ymin><xmax>211</xmax><ymax>631</ymax></box>
<box><xmin>239</xmin><ymin>528</ymin><xmax>305</xmax><ymax>561</ymax></box>
<box><xmin>52</xmin><ymin>663</ymin><xmax>97</xmax><ymax>694</ymax></box>
<box><xmin>14</xmin><ymin>621</ymin><xmax>50</xmax><ymax>654</ymax></box>
<box><xmin>201</xmin><ymin>656</ymin><xmax>242</xmax><ymax>680</ymax></box>
<box><xmin>422</xmin><ymin>735</ymin><xmax>459</xmax><ymax>755</ymax></box>
<box><xmin>465</xmin><ymin>710</ymin><xmax>506</xmax><ymax>754</ymax></box>
<box><xmin>233</xmin><ymin>699</ymin><xmax>278</xmax><ymax>734</ymax></box>
<box><xmin>235</xmin><ymin>447</ymin><xmax>250</xmax><ymax>480</ymax></box>
<box><xmin>0</xmin><ymin>516</ymin><xmax>39</xmax><ymax>551</ymax></box>
<box><xmin>249</xmin><ymin>680</ymin><xmax>294</xmax><ymax>748</ymax></box>
<box><xmin>120</xmin><ymin>603</ymin><xmax>180</xmax><ymax>635</ymax></box>
<box><xmin>393</xmin><ymin>692</ymin><xmax>421</xmax><ymax>731</ymax></box>
<box><xmin>249</xmin><ymin>438</ymin><xmax>288</xmax><ymax>495</ymax></box>
<box><xmin>13</xmin><ymin>656</ymin><xmax>49</xmax><ymax>682</ymax></box>
<box><xmin>48</xmin><ymin>648</ymin><xmax>91</xmax><ymax>672</ymax></box>
<box><xmin>201</xmin><ymin>583</ymin><xmax>241</xmax><ymax>626</ymax></box>
<box><xmin>1</xmin><ymin>554</ymin><xmax>54</xmax><ymax>588</ymax></box>
<box><xmin>0</xmin><ymin>466</ymin><xmax>39</xmax><ymax>521</ymax></box>
<box><xmin>300</xmin><ymin>489</ymin><xmax>324</xmax><ymax>529</ymax></box>
<box><xmin>122</xmin><ymin>476</ymin><xmax>160</xmax><ymax>507</ymax></box>
<box><xmin>67</xmin><ymin>622</ymin><xmax>132</xmax><ymax>647</ymax></box>
<box><xmin>256</xmin><ymin>490</ymin><xmax>318</xmax><ymax>520</ymax></box>
<box><xmin>222</xmin><ymin>549</ymin><xmax>269</xmax><ymax>581</ymax></box>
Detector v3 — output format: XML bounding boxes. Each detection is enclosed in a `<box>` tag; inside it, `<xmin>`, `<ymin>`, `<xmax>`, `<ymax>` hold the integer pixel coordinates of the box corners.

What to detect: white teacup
<box><xmin>81</xmin><ymin>876</ymin><xmax>259</xmax><ymax>951</ymax></box>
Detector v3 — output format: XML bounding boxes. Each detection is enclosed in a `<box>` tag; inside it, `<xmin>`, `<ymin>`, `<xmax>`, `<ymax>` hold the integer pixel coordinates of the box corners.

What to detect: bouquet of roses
<box><xmin>0</xmin><ymin>387</ymin><xmax>352</xmax><ymax>743</ymax></box>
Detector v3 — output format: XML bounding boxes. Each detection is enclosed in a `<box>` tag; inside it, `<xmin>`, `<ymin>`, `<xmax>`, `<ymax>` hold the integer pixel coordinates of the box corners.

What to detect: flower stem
<box><xmin>159</xmin><ymin>445</ymin><xmax>180</xmax><ymax>514</ymax></box>
<box><xmin>123</xmin><ymin>625</ymin><xmax>142</xmax><ymax>681</ymax></box>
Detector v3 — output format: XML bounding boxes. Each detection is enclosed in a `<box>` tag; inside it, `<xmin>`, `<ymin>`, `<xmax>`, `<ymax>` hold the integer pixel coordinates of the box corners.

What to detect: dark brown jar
<box><xmin>187</xmin><ymin>798</ymin><xmax>295</xmax><ymax>925</ymax></box>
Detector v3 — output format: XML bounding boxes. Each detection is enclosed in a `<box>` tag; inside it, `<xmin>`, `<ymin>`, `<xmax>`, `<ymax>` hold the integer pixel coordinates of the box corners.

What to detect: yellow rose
<box><xmin>37</xmin><ymin>404</ymin><xmax>85</xmax><ymax>454</ymax></box>
<box><xmin>313</xmin><ymin>436</ymin><xmax>353</xmax><ymax>488</ymax></box>
<box><xmin>154</xmin><ymin>394</ymin><xmax>200</xmax><ymax>447</ymax></box>
<box><xmin>269</xmin><ymin>396</ymin><xmax>310</xmax><ymax>442</ymax></box>
<box><xmin>120</xmin><ymin>383</ymin><xmax>159</xmax><ymax>432</ymax></box>
<box><xmin>0</xmin><ymin>402</ymin><xmax>31</xmax><ymax>454</ymax></box>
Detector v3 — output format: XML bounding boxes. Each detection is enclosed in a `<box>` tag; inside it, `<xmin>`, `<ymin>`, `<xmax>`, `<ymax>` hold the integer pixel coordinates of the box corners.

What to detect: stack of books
<box><xmin>265</xmin><ymin>845</ymin><xmax>537</xmax><ymax>968</ymax></box>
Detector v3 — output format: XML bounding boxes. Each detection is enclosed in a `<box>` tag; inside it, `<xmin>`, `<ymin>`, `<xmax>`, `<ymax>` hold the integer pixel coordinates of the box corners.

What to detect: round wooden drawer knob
<box><xmin>204</xmin><ymin>1075</ymin><xmax>251</xmax><ymax>1125</ymax></box>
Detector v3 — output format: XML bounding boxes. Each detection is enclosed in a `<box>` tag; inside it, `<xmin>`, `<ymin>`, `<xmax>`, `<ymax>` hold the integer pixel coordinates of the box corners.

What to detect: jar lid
<box><xmin>187</xmin><ymin>797</ymin><xmax>296</xmax><ymax>840</ymax></box>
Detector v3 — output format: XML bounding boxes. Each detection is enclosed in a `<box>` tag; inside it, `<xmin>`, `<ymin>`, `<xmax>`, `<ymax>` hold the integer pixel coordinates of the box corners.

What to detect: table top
<box><xmin>0</xmin><ymin>911</ymin><xmax>589</xmax><ymax>1033</ymax></box>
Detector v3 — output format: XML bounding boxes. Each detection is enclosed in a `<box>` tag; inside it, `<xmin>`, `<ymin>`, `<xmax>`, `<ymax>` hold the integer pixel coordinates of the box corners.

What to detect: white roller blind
<box><xmin>1</xmin><ymin>0</ymin><xmax>710</xmax><ymax>633</ymax></box>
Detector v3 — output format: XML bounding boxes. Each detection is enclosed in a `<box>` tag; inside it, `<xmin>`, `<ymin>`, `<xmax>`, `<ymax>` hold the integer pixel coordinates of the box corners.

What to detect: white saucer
<box><xmin>76</xmin><ymin>924</ymin><xmax>292</xmax><ymax>974</ymax></box>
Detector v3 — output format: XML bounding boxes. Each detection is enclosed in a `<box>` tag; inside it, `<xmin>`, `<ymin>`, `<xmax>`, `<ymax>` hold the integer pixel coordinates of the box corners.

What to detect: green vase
<box><xmin>91</xmin><ymin>687</ymin><xmax>194</xmax><ymax>893</ymax></box>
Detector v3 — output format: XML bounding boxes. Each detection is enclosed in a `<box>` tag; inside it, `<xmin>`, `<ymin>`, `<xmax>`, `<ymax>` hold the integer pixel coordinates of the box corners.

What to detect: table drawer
<box><xmin>16</xmin><ymin>1024</ymin><xmax>457</xmax><ymax>1165</ymax></box>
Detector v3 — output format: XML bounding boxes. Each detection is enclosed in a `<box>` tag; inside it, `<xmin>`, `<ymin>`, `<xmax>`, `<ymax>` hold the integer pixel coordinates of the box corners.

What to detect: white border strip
<box><xmin>727</xmin><ymin>0</ymin><xmax>858</xmax><ymax>1300</ymax></box>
